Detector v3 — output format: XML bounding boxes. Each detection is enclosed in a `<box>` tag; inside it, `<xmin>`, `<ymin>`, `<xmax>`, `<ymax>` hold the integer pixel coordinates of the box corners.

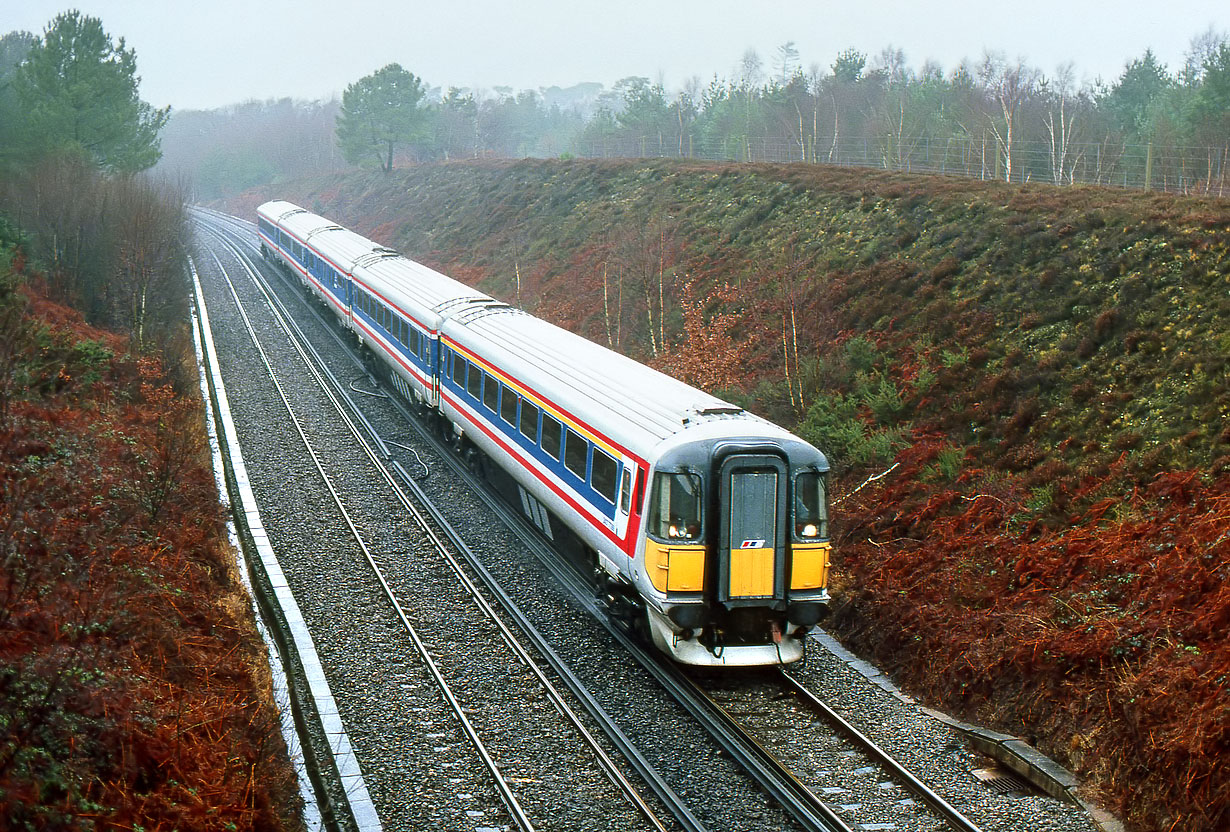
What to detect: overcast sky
<box><xmin>7</xmin><ymin>1</ymin><xmax>1228</xmax><ymax>110</ymax></box>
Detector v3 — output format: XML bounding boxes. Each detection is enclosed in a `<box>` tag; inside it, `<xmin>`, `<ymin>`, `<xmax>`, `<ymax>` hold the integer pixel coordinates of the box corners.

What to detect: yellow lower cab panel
<box><xmin>647</xmin><ymin>541</ymin><xmax>706</xmax><ymax>593</ymax></box>
<box><xmin>667</xmin><ymin>546</ymin><xmax>705</xmax><ymax>592</ymax></box>
<box><xmin>791</xmin><ymin>542</ymin><xmax>831</xmax><ymax>590</ymax></box>
<box><xmin>728</xmin><ymin>546</ymin><xmax>775</xmax><ymax>598</ymax></box>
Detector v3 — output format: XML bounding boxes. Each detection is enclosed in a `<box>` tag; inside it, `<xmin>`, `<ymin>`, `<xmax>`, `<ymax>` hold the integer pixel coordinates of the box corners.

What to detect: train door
<box><xmin>716</xmin><ymin>454</ymin><xmax>788</xmax><ymax>607</ymax></box>
<box><xmin>428</xmin><ymin>336</ymin><xmax>440</xmax><ymax>408</ymax></box>
<box><xmin>614</xmin><ymin>464</ymin><xmax>634</xmax><ymax>540</ymax></box>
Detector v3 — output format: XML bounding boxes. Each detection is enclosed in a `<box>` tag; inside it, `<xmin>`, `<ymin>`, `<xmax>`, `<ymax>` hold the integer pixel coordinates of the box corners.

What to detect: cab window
<box><xmin>648</xmin><ymin>472</ymin><xmax>702</xmax><ymax>542</ymax></box>
<box><xmin>793</xmin><ymin>471</ymin><xmax>829</xmax><ymax>539</ymax></box>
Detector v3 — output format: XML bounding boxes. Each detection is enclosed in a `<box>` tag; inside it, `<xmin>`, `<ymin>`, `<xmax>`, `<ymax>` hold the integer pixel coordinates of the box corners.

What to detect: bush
<box><xmin>844</xmin><ymin>335</ymin><xmax>881</xmax><ymax>372</ymax></box>
<box><xmin>798</xmin><ymin>393</ymin><xmax>907</xmax><ymax>471</ymax></box>
<box><xmin>861</xmin><ymin>374</ymin><xmax>905</xmax><ymax>423</ymax></box>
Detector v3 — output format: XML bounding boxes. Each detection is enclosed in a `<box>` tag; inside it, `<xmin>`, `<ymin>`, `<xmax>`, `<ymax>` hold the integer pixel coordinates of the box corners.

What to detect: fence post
<box><xmin>1144</xmin><ymin>141</ymin><xmax>1154</xmax><ymax>191</ymax></box>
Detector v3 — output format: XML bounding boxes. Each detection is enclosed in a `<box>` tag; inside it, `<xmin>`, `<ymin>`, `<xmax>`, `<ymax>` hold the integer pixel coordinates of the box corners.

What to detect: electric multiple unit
<box><xmin>257</xmin><ymin>200</ymin><xmax>832</xmax><ymax>666</ymax></box>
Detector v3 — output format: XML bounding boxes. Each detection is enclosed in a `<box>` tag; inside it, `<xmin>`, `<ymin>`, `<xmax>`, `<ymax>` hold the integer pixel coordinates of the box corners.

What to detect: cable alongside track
<box><xmin>196</xmin><ymin>212</ymin><xmax>687</xmax><ymax>832</ymax></box>
<box><xmin>193</xmin><ymin>206</ymin><xmax>1103</xmax><ymax>832</ymax></box>
<box><xmin>201</xmin><ymin>209</ymin><xmax>851</xmax><ymax>831</ymax></box>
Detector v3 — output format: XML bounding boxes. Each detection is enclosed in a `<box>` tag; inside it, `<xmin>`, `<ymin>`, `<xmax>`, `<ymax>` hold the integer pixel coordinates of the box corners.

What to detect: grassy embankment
<box><xmin>236</xmin><ymin>158</ymin><xmax>1228</xmax><ymax>832</ymax></box>
<box><xmin>0</xmin><ymin>231</ymin><xmax>300</xmax><ymax>828</ymax></box>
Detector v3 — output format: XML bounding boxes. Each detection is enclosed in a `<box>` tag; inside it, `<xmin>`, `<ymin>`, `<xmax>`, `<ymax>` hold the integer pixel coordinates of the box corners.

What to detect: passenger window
<box><xmin>451</xmin><ymin>352</ymin><xmax>465</xmax><ymax>387</ymax></box>
<box><xmin>591</xmin><ymin>449</ymin><xmax>617</xmax><ymax>504</ymax></box>
<box><xmin>541</xmin><ymin>414</ymin><xmax>562</xmax><ymax>460</ymax></box>
<box><xmin>564</xmin><ymin>429</ymin><xmax>587</xmax><ymax>480</ymax></box>
<box><xmin>500</xmin><ymin>386</ymin><xmax>518</xmax><ymax>425</ymax></box>
<box><xmin>520</xmin><ymin>400</ymin><xmax>539</xmax><ymax>441</ymax></box>
<box><xmin>466</xmin><ymin>362</ymin><xmax>481</xmax><ymax>398</ymax></box>
<box><xmin>483</xmin><ymin>373</ymin><xmax>499</xmax><ymax>411</ymax></box>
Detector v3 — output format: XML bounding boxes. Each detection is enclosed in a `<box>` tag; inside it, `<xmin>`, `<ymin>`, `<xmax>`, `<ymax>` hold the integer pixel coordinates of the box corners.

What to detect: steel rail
<box><xmin>197</xmin><ymin>215</ymin><xmax>684</xmax><ymax>832</ymax></box>
<box><xmin>198</xmin><ymin>226</ymin><xmax>537</xmax><ymax>832</ymax></box>
<box><xmin>198</xmin><ymin>209</ymin><xmax>854</xmax><ymax>832</ymax></box>
<box><xmin>204</xmin><ymin>204</ymin><xmax>985</xmax><ymax>832</ymax></box>
<box><xmin>450</xmin><ymin>467</ymin><xmax>855</xmax><ymax>832</ymax></box>
<box><xmin>778</xmin><ymin>670</ymin><xmax>984</xmax><ymax>832</ymax></box>
<box><xmin>196</xmin><ymin>212</ymin><xmax>710</xmax><ymax>832</ymax></box>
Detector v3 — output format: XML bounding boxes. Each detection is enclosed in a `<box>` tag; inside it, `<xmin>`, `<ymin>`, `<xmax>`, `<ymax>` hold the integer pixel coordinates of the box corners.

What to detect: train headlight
<box><xmin>800</xmin><ymin>523</ymin><xmax>819</xmax><ymax>538</ymax></box>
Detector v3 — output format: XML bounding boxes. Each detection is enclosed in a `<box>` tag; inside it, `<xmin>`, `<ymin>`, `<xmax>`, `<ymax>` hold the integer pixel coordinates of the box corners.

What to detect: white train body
<box><xmin>257</xmin><ymin>200</ymin><xmax>832</xmax><ymax>666</ymax></box>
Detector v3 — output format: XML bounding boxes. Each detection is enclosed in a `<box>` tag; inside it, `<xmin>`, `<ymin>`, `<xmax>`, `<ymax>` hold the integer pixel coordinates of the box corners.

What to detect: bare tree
<box><xmin>610</xmin><ymin>220</ymin><xmax>680</xmax><ymax>359</ymax></box>
<box><xmin>807</xmin><ymin>63</ymin><xmax>826</xmax><ymax>163</ymax></box>
<box><xmin>1042</xmin><ymin>63</ymin><xmax>1085</xmax><ymax>185</ymax></box>
<box><xmin>775</xmin><ymin>41</ymin><xmax>800</xmax><ymax>84</ymax></box>
<box><xmin>110</xmin><ymin>176</ymin><xmax>187</xmax><ymax>349</ymax></box>
<box><xmin>978</xmin><ymin>52</ymin><xmax>1039</xmax><ymax>182</ymax></box>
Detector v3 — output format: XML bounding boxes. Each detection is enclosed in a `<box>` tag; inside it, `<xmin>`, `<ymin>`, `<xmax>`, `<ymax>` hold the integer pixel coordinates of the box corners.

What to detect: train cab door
<box><xmin>716</xmin><ymin>453</ymin><xmax>788</xmax><ymax>608</ymax></box>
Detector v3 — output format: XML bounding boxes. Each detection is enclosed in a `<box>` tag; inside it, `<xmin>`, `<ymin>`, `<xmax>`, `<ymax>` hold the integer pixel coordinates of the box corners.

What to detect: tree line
<box><xmin>328</xmin><ymin>35</ymin><xmax>1229</xmax><ymax>194</ymax></box>
<box><xmin>1</xmin><ymin>11</ymin><xmax>187</xmax><ymax>355</ymax></box>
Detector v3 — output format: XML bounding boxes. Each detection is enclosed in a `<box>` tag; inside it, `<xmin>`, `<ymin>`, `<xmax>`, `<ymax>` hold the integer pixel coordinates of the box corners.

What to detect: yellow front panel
<box><xmin>790</xmin><ymin>542</ymin><xmax>831</xmax><ymax>590</ymax></box>
<box><xmin>667</xmin><ymin>547</ymin><xmax>705</xmax><ymax>592</ymax></box>
<box><xmin>728</xmin><ymin>547</ymin><xmax>775</xmax><ymax>598</ymax></box>
<box><xmin>648</xmin><ymin>540</ymin><xmax>669</xmax><ymax>592</ymax></box>
<box><xmin>647</xmin><ymin>540</ymin><xmax>706</xmax><ymax>593</ymax></box>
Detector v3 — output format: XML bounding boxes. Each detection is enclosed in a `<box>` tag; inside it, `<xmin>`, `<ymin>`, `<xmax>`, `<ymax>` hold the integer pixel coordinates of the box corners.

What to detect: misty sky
<box><xmin>7</xmin><ymin>1</ymin><xmax>1228</xmax><ymax>110</ymax></box>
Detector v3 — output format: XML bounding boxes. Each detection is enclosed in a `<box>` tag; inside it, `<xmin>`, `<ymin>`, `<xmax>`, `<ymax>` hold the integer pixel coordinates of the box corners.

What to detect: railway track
<box><xmin>193</xmin><ymin>213</ymin><xmax>679</xmax><ymax>832</ymax></box>
<box><xmin>192</xmin><ymin>207</ymin><xmax>1099</xmax><ymax>832</ymax></box>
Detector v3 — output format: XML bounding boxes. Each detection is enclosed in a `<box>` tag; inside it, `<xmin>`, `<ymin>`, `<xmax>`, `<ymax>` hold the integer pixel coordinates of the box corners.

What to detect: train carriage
<box><xmin>257</xmin><ymin>200</ymin><xmax>833</xmax><ymax>667</ymax></box>
<box><xmin>348</xmin><ymin>255</ymin><xmax>495</xmax><ymax>410</ymax></box>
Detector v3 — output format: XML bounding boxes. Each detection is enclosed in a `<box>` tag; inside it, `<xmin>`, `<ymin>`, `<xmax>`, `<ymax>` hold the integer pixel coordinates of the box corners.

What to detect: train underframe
<box><xmin>600</xmin><ymin>570</ymin><xmax>825</xmax><ymax>666</ymax></box>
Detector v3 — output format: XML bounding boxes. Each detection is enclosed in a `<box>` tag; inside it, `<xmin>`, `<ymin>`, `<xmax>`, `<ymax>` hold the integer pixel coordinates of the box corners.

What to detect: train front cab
<box><xmin>641</xmin><ymin>441</ymin><xmax>831</xmax><ymax>666</ymax></box>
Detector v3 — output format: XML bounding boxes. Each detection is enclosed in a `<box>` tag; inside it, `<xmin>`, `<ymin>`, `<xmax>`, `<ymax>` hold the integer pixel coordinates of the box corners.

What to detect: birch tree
<box><xmin>1042</xmin><ymin>64</ymin><xmax>1085</xmax><ymax>185</ymax></box>
<box><xmin>978</xmin><ymin>52</ymin><xmax>1039</xmax><ymax>182</ymax></box>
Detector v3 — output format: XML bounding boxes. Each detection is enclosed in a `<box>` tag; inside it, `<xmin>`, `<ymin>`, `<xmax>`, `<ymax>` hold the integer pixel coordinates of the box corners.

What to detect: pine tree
<box><xmin>335</xmin><ymin>63</ymin><xmax>428</xmax><ymax>171</ymax></box>
<box><xmin>14</xmin><ymin>11</ymin><xmax>168</xmax><ymax>173</ymax></box>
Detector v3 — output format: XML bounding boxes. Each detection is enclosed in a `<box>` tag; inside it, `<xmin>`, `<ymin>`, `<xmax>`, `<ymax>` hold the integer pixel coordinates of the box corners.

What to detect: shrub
<box><xmin>798</xmin><ymin>393</ymin><xmax>907</xmax><ymax>471</ymax></box>
<box><xmin>863</xmin><ymin>374</ymin><xmax>905</xmax><ymax>423</ymax></box>
<box><xmin>844</xmin><ymin>336</ymin><xmax>881</xmax><ymax>373</ymax></box>
<box><xmin>935</xmin><ymin>445</ymin><xmax>964</xmax><ymax>480</ymax></box>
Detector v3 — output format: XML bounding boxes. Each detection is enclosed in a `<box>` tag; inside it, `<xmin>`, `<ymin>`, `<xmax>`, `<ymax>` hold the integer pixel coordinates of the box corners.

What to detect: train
<box><xmin>256</xmin><ymin>200</ymin><xmax>832</xmax><ymax>666</ymax></box>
